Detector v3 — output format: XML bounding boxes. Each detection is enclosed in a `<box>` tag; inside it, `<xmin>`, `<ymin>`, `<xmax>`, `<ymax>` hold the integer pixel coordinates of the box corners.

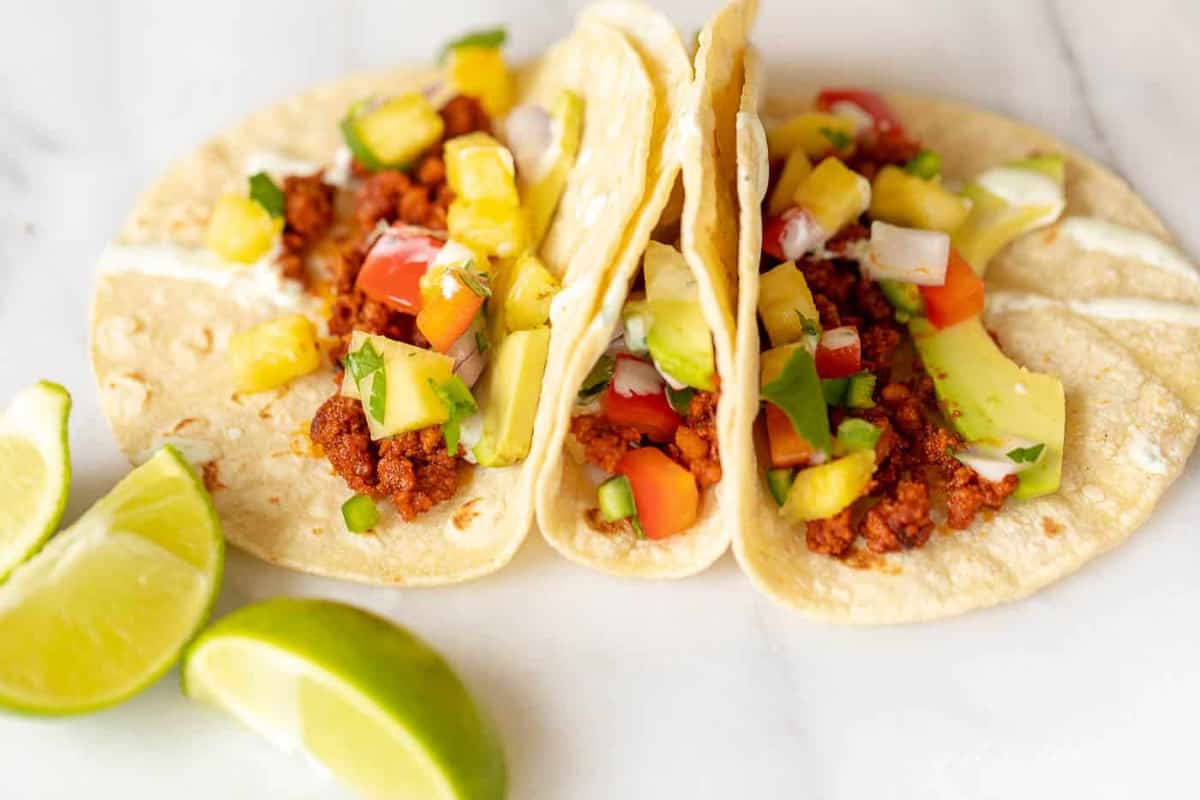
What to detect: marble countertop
<box><xmin>2</xmin><ymin>1</ymin><xmax>1197</xmax><ymax>797</ymax></box>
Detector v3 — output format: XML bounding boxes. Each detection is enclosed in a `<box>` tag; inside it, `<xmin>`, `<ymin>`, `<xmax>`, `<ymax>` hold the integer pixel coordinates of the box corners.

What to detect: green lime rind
<box><xmin>0</xmin><ymin>445</ymin><xmax>224</xmax><ymax>716</ymax></box>
<box><xmin>182</xmin><ymin>598</ymin><xmax>506</xmax><ymax>799</ymax></box>
<box><xmin>0</xmin><ymin>380</ymin><xmax>72</xmax><ymax>583</ymax></box>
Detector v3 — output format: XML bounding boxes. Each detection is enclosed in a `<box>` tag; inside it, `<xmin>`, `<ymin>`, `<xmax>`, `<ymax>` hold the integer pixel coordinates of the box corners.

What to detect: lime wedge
<box><xmin>183</xmin><ymin>599</ymin><xmax>506</xmax><ymax>800</ymax></box>
<box><xmin>0</xmin><ymin>381</ymin><xmax>71</xmax><ymax>582</ymax></box>
<box><xmin>0</xmin><ymin>446</ymin><xmax>223</xmax><ymax>714</ymax></box>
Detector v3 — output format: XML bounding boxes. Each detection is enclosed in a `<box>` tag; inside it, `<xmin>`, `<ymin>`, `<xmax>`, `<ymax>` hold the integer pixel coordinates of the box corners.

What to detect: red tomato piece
<box><xmin>616</xmin><ymin>447</ymin><xmax>699</xmax><ymax>540</ymax></box>
<box><xmin>814</xmin><ymin>326</ymin><xmax>862</xmax><ymax>379</ymax></box>
<box><xmin>815</xmin><ymin>88</ymin><xmax>906</xmax><ymax>135</ymax></box>
<box><xmin>602</xmin><ymin>355</ymin><xmax>680</xmax><ymax>443</ymax></box>
<box><xmin>764</xmin><ymin>404</ymin><xmax>817</xmax><ymax>468</ymax></box>
<box><xmin>762</xmin><ymin>206</ymin><xmax>819</xmax><ymax>262</ymax></box>
<box><xmin>919</xmin><ymin>250</ymin><xmax>985</xmax><ymax>329</ymax></box>
<box><xmin>355</xmin><ymin>228</ymin><xmax>444</xmax><ymax>314</ymax></box>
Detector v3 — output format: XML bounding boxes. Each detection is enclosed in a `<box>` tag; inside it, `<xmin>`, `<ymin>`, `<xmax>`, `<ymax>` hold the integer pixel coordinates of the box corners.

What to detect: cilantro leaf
<box><xmin>474</xmin><ymin>330</ymin><xmax>490</xmax><ymax>355</ymax></box>
<box><xmin>345</xmin><ymin>339</ymin><xmax>385</xmax><ymax>382</ymax></box>
<box><xmin>760</xmin><ymin>349</ymin><xmax>832</xmax><ymax>457</ymax></box>
<box><xmin>455</xmin><ymin>265</ymin><xmax>492</xmax><ymax>298</ymax></box>
<box><xmin>578</xmin><ymin>354</ymin><xmax>615</xmax><ymax>402</ymax></box>
<box><xmin>367</xmin><ymin>372</ymin><xmax>387</xmax><ymax>424</ymax></box>
<box><xmin>438</xmin><ymin>26</ymin><xmax>507</xmax><ymax>64</ymax></box>
<box><xmin>667</xmin><ymin>386</ymin><xmax>695</xmax><ymax>414</ymax></box>
<box><xmin>820</xmin><ymin>127</ymin><xmax>852</xmax><ymax>150</ymax></box>
<box><xmin>796</xmin><ymin>311</ymin><xmax>820</xmax><ymax>337</ymax></box>
<box><xmin>248</xmin><ymin>172</ymin><xmax>285</xmax><ymax>218</ymax></box>
<box><xmin>1006</xmin><ymin>443</ymin><xmax>1045</xmax><ymax>464</ymax></box>
<box><xmin>431</xmin><ymin>376</ymin><xmax>478</xmax><ymax>454</ymax></box>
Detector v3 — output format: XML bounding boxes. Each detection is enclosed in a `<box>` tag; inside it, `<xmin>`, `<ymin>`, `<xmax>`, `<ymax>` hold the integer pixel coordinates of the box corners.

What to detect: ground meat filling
<box><xmin>572</xmin><ymin>388</ymin><xmax>723</xmax><ymax>491</ymax></box>
<box><xmin>307</xmin><ymin>94</ymin><xmax>494</xmax><ymax>519</ymax></box>
<box><xmin>310</xmin><ymin>396</ymin><xmax>459</xmax><ymax>521</ymax></box>
<box><xmin>277</xmin><ymin>172</ymin><xmax>336</xmax><ymax>284</ymax></box>
<box><xmin>786</xmin><ymin>214</ymin><xmax>1019</xmax><ymax>557</ymax></box>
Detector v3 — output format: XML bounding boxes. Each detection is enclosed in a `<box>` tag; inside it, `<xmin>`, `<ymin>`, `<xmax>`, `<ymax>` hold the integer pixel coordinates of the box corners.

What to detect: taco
<box><xmin>90</xmin><ymin>20</ymin><xmax>660</xmax><ymax>585</ymax></box>
<box><xmin>533</xmin><ymin>0</ymin><xmax>757</xmax><ymax>577</ymax></box>
<box><xmin>733</xmin><ymin>86</ymin><xmax>1200</xmax><ymax>622</ymax></box>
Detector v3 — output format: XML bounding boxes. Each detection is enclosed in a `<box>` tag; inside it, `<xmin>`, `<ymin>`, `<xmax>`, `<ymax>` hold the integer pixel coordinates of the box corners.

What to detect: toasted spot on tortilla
<box><xmin>1042</xmin><ymin>517</ymin><xmax>1063</xmax><ymax>537</ymax></box>
<box><xmin>843</xmin><ymin>548</ymin><xmax>902</xmax><ymax>575</ymax></box>
<box><xmin>452</xmin><ymin>498</ymin><xmax>483</xmax><ymax>531</ymax></box>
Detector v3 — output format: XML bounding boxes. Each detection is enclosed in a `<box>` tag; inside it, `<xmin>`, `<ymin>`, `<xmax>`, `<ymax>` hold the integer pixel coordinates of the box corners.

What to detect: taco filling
<box><xmin>210</xmin><ymin>29</ymin><xmax>583</xmax><ymax>527</ymax></box>
<box><xmin>568</xmin><ymin>242</ymin><xmax>722</xmax><ymax>541</ymax></box>
<box><xmin>757</xmin><ymin>88</ymin><xmax>1066</xmax><ymax>558</ymax></box>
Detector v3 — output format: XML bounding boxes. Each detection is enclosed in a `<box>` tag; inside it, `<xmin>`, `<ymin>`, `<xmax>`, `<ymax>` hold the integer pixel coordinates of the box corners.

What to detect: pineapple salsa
<box><xmin>209</xmin><ymin>28</ymin><xmax>583</xmax><ymax>528</ymax></box>
<box><xmin>758</xmin><ymin>88</ymin><xmax>1066</xmax><ymax>557</ymax></box>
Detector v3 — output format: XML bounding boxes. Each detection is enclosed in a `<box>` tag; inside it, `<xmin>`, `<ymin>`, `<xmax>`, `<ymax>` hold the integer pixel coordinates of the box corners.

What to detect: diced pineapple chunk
<box><xmin>869</xmin><ymin>165</ymin><xmax>970</xmax><ymax>232</ymax></box>
<box><xmin>344</xmin><ymin>94</ymin><xmax>444</xmax><ymax>171</ymax></box>
<box><xmin>340</xmin><ymin>332</ymin><xmax>454</xmax><ymax>440</ymax></box>
<box><xmin>206</xmin><ymin>195</ymin><xmax>282</xmax><ymax>264</ymax></box>
<box><xmin>780</xmin><ymin>449</ymin><xmax>875</xmax><ymax>523</ymax></box>
<box><xmin>447</xmin><ymin>46</ymin><xmax>514</xmax><ymax>117</ymax></box>
<box><xmin>444</xmin><ymin>133</ymin><xmax>519</xmax><ymax>206</ymax></box>
<box><xmin>793</xmin><ymin>157</ymin><xmax>871</xmax><ymax>237</ymax></box>
<box><xmin>448</xmin><ymin>198</ymin><xmax>528</xmax><ymax>258</ymax></box>
<box><xmin>503</xmin><ymin>252</ymin><xmax>559</xmax><ymax>331</ymax></box>
<box><xmin>766</xmin><ymin>112</ymin><xmax>856</xmax><ymax>162</ymax></box>
<box><xmin>228</xmin><ymin>314</ymin><xmax>321</xmax><ymax>393</ymax></box>
<box><xmin>767</xmin><ymin>147</ymin><xmax>813</xmax><ymax>216</ymax></box>
<box><xmin>758</xmin><ymin>261</ymin><xmax>820</xmax><ymax>347</ymax></box>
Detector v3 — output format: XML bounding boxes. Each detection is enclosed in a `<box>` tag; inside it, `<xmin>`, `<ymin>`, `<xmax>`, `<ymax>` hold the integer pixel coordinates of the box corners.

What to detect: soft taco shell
<box><xmin>733</xmin><ymin>92</ymin><xmax>1200</xmax><ymax>622</ymax></box>
<box><xmin>90</xmin><ymin>27</ymin><xmax>657</xmax><ymax>586</ymax></box>
<box><xmin>532</xmin><ymin>0</ymin><xmax>756</xmax><ymax>578</ymax></box>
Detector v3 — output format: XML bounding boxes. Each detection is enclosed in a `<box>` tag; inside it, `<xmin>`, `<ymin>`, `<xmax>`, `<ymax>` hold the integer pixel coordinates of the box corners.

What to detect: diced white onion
<box><xmin>447</xmin><ymin>328</ymin><xmax>486</xmax><ymax>388</ymax></box>
<box><xmin>819</xmin><ymin>326</ymin><xmax>860</xmax><ymax>352</ymax></box>
<box><xmin>612</xmin><ymin>357</ymin><xmax>664</xmax><ymax>397</ymax></box>
<box><xmin>623</xmin><ymin>313</ymin><xmax>650</xmax><ymax>354</ymax></box>
<box><xmin>583</xmin><ymin>464</ymin><xmax>611</xmax><ymax>487</ymax></box>
<box><xmin>830</xmin><ymin>100</ymin><xmax>873</xmax><ymax>134</ymax></box>
<box><xmin>505</xmin><ymin>104</ymin><xmax>555</xmax><ymax>181</ymax></box>
<box><xmin>458</xmin><ymin>413</ymin><xmax>483</xmax><ymax>460</ymax></box>
<box><xmin>779</xmin><ymin>208</ymin><xmax>826</xmax><ymax>260</ymax></box>
<box><xmin>864</xmin><ymin>221</ymin><xmax>950</xmax><ymax>286</ymax></box>
<box><xmin>954</xmin><ymin>437</ymin><xmax>1045</xmax><ymax>482</ymax></box>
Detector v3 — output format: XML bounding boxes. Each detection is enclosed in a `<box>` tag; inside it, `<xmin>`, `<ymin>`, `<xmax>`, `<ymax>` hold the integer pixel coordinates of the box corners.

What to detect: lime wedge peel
<box><xmin>183</xmin><ymin>598</ymin><xmax>506</xmax><ymax>800</ymax></box>
<box><xmin>0</xmin><ymin>446</ymin><xmax>223</xmax><ymax>715</ymax></box>
<box><xmin>0</xmin><ymin>381</ymin><xmax>71</xmax><ymax>582</ymax></box>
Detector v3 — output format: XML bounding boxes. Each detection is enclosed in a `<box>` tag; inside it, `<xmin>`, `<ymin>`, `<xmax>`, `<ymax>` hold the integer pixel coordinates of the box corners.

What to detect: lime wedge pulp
<box><xmin>0</xmin><ymin>381</ymin><xmax>71</xmax><ymax>582</ymax></box>
<box><xmin>183</xmin><ymin>599</ymin><xmax>506</xmax><ymax>800</ymax></box>
<box><xmin>0</xmin><ymin>446</ymin><xmax>223</xmax><ymax>714</ymax></box>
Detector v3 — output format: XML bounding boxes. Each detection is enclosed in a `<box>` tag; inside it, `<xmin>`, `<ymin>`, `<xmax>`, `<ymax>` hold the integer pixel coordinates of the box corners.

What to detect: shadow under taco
<box><xmin>732</xmin><ymin>83</ymin><xmax>1200</xmax><ymax>622</ymax></box>
<box><xmin>90</xmin><ymin>17</ymin><xmax>660</xmax><ymax>585</ymax></box>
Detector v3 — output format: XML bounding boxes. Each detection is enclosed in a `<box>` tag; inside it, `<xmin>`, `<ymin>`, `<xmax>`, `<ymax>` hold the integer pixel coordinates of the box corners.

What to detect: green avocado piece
<box><xmin>645</xmin><ymin>300</ymin><xmax>715</xmax><ymax>391</ymax></box>
<box><xmin>471</xmin><ymin>327</ymin><xmax>550</xmax><ymax>466</ymax></box>
<box><xmin>879</xmin><ymin>280</ymin><xmax>924</xmax><ymax>318</ymax></box>
<box><xmin>523</xmin><ymin>89</ymin><xmax>584</xmax><ymax>248</ymax></box>
<box><xmin>909</xmin><ymin>317</ymin><xmax>1064</xmax><ymax>499</ymax></box>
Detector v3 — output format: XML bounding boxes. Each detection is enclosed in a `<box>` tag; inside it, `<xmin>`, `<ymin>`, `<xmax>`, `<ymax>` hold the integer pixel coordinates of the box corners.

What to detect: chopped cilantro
<box><xmin>578</xmin><ymin>354</ymin><xmax>615</xmax><ymax>402</ymax></box>
<box><xmin>455</xmin><ymin>265</ymin><xmax>492</xmax><ymax>298</ymax></box>
<box><xmin>474</xmin><ymin>330</ymin><xmax>490</xmax><ymax>355</ymax></box>
<box><xmin>820</xmin><ymin>127</ymin><xmax>852</xmax><ymax>150</ymax></box>
<box><xmin>904</xmin><ymin>149</ymin><xmax>942</xmax><ymax>180</ymax></box>
<box><xmin>248</xmin><ymin>172</ymin><xmax>285</xmax><ymax>218</ymax></box>
<box><xmin>367</xmin><ymin>373</ymin><xmax>387</xmax><ymax>425</ymax></box>
<box><xmin>667</xmin><ymin>386</ymin><xmax>695</xmax><ymax>414</ymax></box>
<box><xmin>344</xmin><ymin>339</ymin><xmax>388</xmax><ymax>424</ymax></box>
<box><xmin>760</xmin><ymin>349</ymin><xmax>832</xmax><ymax>457</ymax></box>
<box><xmin>796</xmin><ymin>311</ymin><xmax>820</xmax><ymax>337</ymax></box>
<box><xmin>1006</xmin><ymin>443</ymin><xmax>1045</xmax><ymax>464</ymax></box>
<box><xmin>430</xmin><ymin>376</ymin><xmax>478</xmax><ymax>454</ymax></box>
<box><xmin>345</xmin><ymin>339</ymin><xmax>384</xmax><ymax>382</ymax></box>
<box><xmin>438</xmin><ymin>26</ymin><xmax>507</xmax><ymax>63</ymax></box>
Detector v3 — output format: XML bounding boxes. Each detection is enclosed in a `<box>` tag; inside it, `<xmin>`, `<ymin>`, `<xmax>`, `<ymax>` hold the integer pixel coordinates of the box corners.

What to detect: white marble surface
<box><xmin>2</xmin><ymin>1</ymin><xmax>1198</xmax><ymax>797</ymax></box>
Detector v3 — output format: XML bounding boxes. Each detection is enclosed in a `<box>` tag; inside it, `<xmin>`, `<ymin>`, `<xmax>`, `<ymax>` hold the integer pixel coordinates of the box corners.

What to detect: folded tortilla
<box><xmin>732</xmin><ymin>90</ymin><xmax>1200</xmax><ymax>622</ymax></box>
<box><xmin>534</xmin><ymin>0</ymin><xmax>757</xmax><ymax>578</ymax></box>
<box><xmin>90</xmin><ymin>25</ymin><xmax>658</xmax><ymax>586</ymax></box>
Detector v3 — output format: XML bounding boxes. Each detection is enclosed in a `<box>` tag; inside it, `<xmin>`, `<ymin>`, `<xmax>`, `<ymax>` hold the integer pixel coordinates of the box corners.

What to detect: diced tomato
<box><xmin>814</xmin><ymin>326</ymin><xmax>862</xmax><ymax>379</ymax></box>
<box><xmin>616</xmin><ymin>447</ymin><xmax>699</xmax><ymax>540</ymax></box>
<box><xmin>764</xmin><ymin>404</ymin><xmax>816</xmax><ymax>468</ymax></box>
<box><xmin>602</xmin><ymin>355</ymin><xmax>680</xmax><ymax>443</ymax></box>
<box><xmin>355</xmin><ymin>228</ymin><xmax>444</xmax><ymax>314</ymax></box>
<box><xmin>416</xmin><ymin>272</ymin><xmax>486</xmax><ymax>352</ymax></box>
<box><xmin>919</xmin><ymin>249</ymin><xmax>985</xmax><ymax>329</ymax></box>
<box><xmin>815</xmin><ymin>88</ymin><xmax>905</xmax><ymax>136</ymax></box>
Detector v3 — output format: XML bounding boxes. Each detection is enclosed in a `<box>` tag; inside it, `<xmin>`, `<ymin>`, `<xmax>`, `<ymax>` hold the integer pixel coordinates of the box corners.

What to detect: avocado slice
<box><xmin>521</xmin><ymin>89</ymin><xmax>584</xmax><ymax>248</ymax></box>
<box><xmin>908</xmin><ymin>317</ymin><xmax>1064</xmax><ymax>499</ymax></box>
<box><xmin>642</xmin><ymin>242</ymin><xmax>714</xmax><ymax>391</ymax></box>
<box><xmin>472</xmin><ymin>327</ymin><xmax>551</xmax><ymax>466</ymax></box>
<box><xmin>951</xmin><ymin>155</ymin><xmax>1066</xmax><ymax>274</ymax></box>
